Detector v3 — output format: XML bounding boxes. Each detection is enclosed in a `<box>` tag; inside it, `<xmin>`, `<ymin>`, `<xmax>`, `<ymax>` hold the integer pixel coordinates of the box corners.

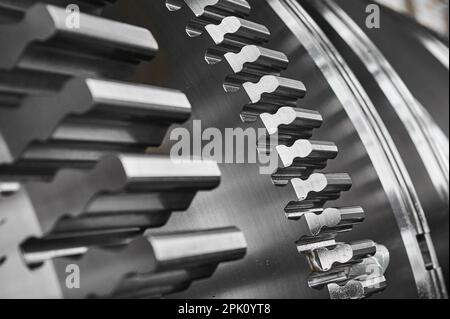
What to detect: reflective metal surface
<box><xmin>0</xmin><ymin>0</ymin><xmax>448</xmax><ymax>299</ymax></box>
<box><xmin>309</xmin><ymin>0</ymin><xmax>448</xmax><ymax>206</ymax></box>
<box><xmin>0</xmin><ymin>0</ymin><xmax>247</xmax><ymax>299</ymax></box>
<box><xmin>116</xmin><ymin>0</ymin><xmax>447</xmax><ymax>298</ymax></box>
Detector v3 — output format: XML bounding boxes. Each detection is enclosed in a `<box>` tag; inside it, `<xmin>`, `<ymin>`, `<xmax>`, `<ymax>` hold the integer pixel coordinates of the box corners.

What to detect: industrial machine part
<box><xmin>0</xmin><ymin>0</ymin><xmax>448</xmax><ymax>299</ymax></box>
<box><xmin>164</xmin><ymin>0</ymin><xmax>389</xmax><ymax>299</ymax></box>
<box><xmin>0</xmin><ymin>0</ymin><xmax>247</xmax><ymax>299</ymax></box>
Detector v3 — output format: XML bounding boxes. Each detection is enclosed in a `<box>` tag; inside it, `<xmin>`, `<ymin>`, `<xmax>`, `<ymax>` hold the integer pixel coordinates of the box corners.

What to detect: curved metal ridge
<box><xmin>167</xmin><ymin>0</ymin><xmax>389</xmax><ymax>299</ymax></box>
<box><xmin>313</xmin><ymin>0</ymin><xmax>449</xmax><ymax>205</ymax></box>
<box><xmin>266</xmin><ymin>0</ymin><xmax>446</xmax><ymax>298</ymax></box>
<box><xmin>414</xmin><ymin>29</ymin><xmax>449</xmax><ymax>70</ymax></box>
<box><xmin>0</xmin><ymin>4</ymin><xmax>157</xmax><ymax>79</ymax></box>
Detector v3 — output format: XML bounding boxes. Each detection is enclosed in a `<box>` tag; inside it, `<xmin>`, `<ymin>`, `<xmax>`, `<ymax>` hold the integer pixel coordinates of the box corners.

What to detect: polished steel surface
<box><xmin>157</xmin><ymin>0</ymin><xmax>389</xmax><ymax>299</ymax></box>
<box><xmin>332</xmin><ymin>1</ymin><xmax>449</xmax><ymax>292</ymax></box>
<box><xmin>310</xmin><ymin>0</ymin><xmax>448</xmax><ymax>206</ymax></box>
<box><xmin>0</xmin><ymin>0</ymin><xmax>447</xmax><ymax>299</ymax></box>
<box><xmin>0</xmin><ymin>0</ymin><xmax>247</xmax><ymax>299</ymax></box>
<box><xmin>266</xmin><ymin>0</ymin><xmax>446</xmax><ymax>298</ymax></box>
<box><xmin>113</xmin><ymin>0</ymin><xmax>430</xmax><ymax>298</ymax></box>
<box><xmin>303</xmin><ymin>0</ymin><xmax>449</xmax><ymax>293</ymax></box>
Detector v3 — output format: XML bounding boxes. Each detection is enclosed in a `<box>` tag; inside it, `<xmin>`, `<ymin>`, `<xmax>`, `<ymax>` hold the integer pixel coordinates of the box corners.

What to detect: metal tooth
<box><xmin>0</xmin><ymin>154</ymin><xmax>226</xmax><ymax>298</ymax></box>
<box><xmin>166</xmin><ymin>0</ymin><xmax>250</xmax><ymax>18</ymax></box>
<box><xmin>0</xmin><ymin>4</ymin><xmax>157</xmax><ymax>78</ymax></box>
<box><xmin>328</xmin><ymin>276</ymin><xmax>387</xmax><ymax>299</ymax></box>
<box><xmin>21</xmin><ymin>229</ymin><xmax>141</xmax><ymax>266</ymax></box>
<box><xmin>168</xmin><ymin>0</ymin><xmax>251</xmax><ymax>39</ymax></box>
<box><xmin>205</xmin><ymin>16</ymin><xmax>270</xmax><ymax>47</ymax></box>
<box><xmin>310</xmin><ymin>245</ymin><xmax>390</xmax><ymax>299</ymax></box>
<box><xmin>270</xmin><ymin>140</ymin><xmax>338</xmax><ymax>184</ymax></box>
<box><xmin>84</xmin><ymin>192</ymin><xmax>203</xmax><ymax>215</ymax></box>
<box><xmin>240</xmin><ymin>103</ymin><xmax>285</xmax><ymax>123</ymax></box>
<box><xmin>108</xmin><ymin>227</ymin><xmax>247</xmax><ymax>298</ymax></box>
<box><xmin>308</xmin><ymin>247</ymin><xmax>389</xmax><ymax>289</ymax></box>
<box><xmin>0</xmin><ymin>92</ymin><xmax>23</xmax><ymax>107</ymax></box>
<box><xmin>223</xmin><ymin>45</ymin><xmax>289</xmax><ymax>92</ymax></box>
<box><xmin>277</xmin><ymin>140</ymin><xmax>338</xmax><ymax>169</ymax></box>
<box><xmin>289</xmin><ymin>173</ymin><xmax>352</xmax><ymax>203</ymax></box>
<box><xmin>51</xmin><ymin>119</ymin><xmax>165</xmax><ymax>146</ymax></box>
<box><xmin>0</xmin><ymin>154</ymin><xmax>221</xmax><ymax>237</ymax></box>
<box><xmin>256</xmin><ymin>107</ymin><xmax>323</xmax><ymax>140</ymax></box>
<box><xmin>306</xmin><ymin>240</ymin><xmax>377</xmax><ymax>272</ymax></box>
<box><xmin>18</xmin><ymin>233</ymin><xmax>160</xmax><ymax>298</ymax></box>
<box><xmin>0</xmin><ymin>5</ymin><xmax>22</xmax><ymax>23</ymax></box>
<box><xmin>285</xmin><ymin>200</ymin><xmax>322</xmax><ymax>216</ymax></box>
<box><xmin>51</xmin><ymin>155</ymin><xmax>220</xmax><ymax>234</ymax></box>
<box><xmin>289</xmin><ymin>206</ymin><xmax>365</xmax><ymax>237</ymax></box>
<box><xmin>0</xmin><ymin>69</ymin><xmax>66</xmax><ymax>97</ymax></box>
<box><xmin>244</xmin><ymin>108</ymin><xmax>323</xmax><ymax>146</ymax></box>
<box><xmin>296</xmin><ymin>234</ymin><xmax>337</xmax><ymax>254</ymax></box>
<box><xmin>0</xmin><ymin>1</ymin><xmax>115</xmax><ymax>27</ymax></box>
<box><xmin>0</xmin><ymin>182</ymin><xmax>19</xmax><ymax>195</ymax></box>
<box><xmin>203</xmin><ymin>16</ymin><xmax>271</xmax><ymax>63</ymax></box>
<box><xmin>0</xmin><ymin>78</ymin><xmax>191</xmax><ymax>169</ymax></box>
<box><xmin>372</xmin><ymin>244</ymin><xmax>390</xmax><ymax>274</ymax></box>
<box><xmin>19</xmin><ymin>227</ymin><xmax>246</xmax><ymax>298</ymax></box>
<box><xmin>243</xmin><ymin>75</ymin><xmax>306</xmax><ymax>106</ymax></box>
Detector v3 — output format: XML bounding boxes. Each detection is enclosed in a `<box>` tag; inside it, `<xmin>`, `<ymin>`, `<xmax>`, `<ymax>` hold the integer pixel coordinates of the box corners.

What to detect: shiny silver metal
<box><xmin>111</xmin><ymin>227</ymin><xmax>247</xmax><ymax>298</ymax></box>
<box><xmin>0</xmin><ymin>0</ymin><xmax>247</xmax><ymax>299</ymax></box>
<box><xmin>0</xmin><ymin>78</ymin><xmax>191</xmax><ymax>172</ymax></box>
<box><xmin>266</xmin><ymin>0</ymin><xmax>447</xmax><ymax>298</ymax></box>
<box><xmin>257</xmin><ymin>107</ymin><xmax>323</xmax><ymax>138</ymax></box>
<box><xmin>311</xmin><ymin>0</ymin><xmax>449</xmax><ymax>206</ymax></box>
<box><xmin>309</xmin><ymin>243</ymin><xmax>390</xmax><ymax>299</ymax></box>
<box><xmin>163</xmin><ymin>0</ymin><xmax>390</xmax><ymax>299</ymax></box>
<box><xmin>0</xmin><ymin>4</ymin><xmax>156</xmax><ymax>79</ymax></box>
<box><xmin>223</xmin><ymin>45</ymin><xmax>289</xmax><ymax>92</ymax></box>
<box><xmin>1</xmin><ymin>0</ymin><xmax>447</xmax><ymax>299</ymax></box>
<box><xmin>129</xmin><ymin>0</ymin><xmax>448</xmax><ymax>299</ymax></box>
<box><xmin>0</xmin><ymin>151</ymin><xmax>241</xmax><ymax>298</ymax></box>
<box><xmin>290</xmin><ymin>206</ymin><xmax>366</xmax><ymax>235</ymax></box>
<box><xmin>306</xmin><ymin>240</ymin><xmax>377</xmax><ymax>272</ymax></box>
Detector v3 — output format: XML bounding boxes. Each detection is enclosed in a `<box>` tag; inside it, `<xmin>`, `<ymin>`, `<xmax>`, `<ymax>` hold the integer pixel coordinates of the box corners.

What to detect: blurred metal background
<box><xmin>375</xmin><ymin>0</ymin><xmax>449</xmax><ymax>37</ymax></box>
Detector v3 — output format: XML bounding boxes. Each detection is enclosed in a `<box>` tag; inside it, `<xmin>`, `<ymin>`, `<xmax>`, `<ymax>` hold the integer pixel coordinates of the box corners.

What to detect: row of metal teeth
<box><xmin>0</xmin><ymin>0</ymin><xmax>247</xmax><ymax>298</ymax></box>
<box><xmin>2</xmin><ymin>154</ymin><xmax>246</xmax><ymax>298</ymax></box>
<box><xmin>167</xmin><ymin>0</ymin><xmax>389</xmax><ymax>299</ymax></box>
